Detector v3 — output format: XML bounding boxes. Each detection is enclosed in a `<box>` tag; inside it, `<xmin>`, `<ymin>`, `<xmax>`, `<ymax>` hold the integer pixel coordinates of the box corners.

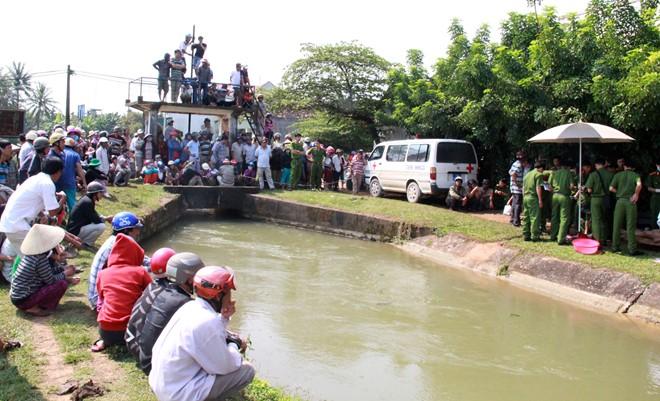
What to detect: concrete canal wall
<box><xmin>152</xmin><ymin>190</ymin><xmax>660</xmax><ymax>327</ymax></box>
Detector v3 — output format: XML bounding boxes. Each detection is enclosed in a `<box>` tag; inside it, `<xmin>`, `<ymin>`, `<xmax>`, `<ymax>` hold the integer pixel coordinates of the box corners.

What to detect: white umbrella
<box><xmin>528</xmin><ymin>122</ymin><xmax>635</xmax><ymax>231</ymax></box>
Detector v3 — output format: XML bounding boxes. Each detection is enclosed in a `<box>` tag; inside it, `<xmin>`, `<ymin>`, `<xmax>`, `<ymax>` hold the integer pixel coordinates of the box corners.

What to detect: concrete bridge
<box><xmin>164</xmin><ymin>186</ymin><xmax>259</xmax><ymax>210</ymax></box>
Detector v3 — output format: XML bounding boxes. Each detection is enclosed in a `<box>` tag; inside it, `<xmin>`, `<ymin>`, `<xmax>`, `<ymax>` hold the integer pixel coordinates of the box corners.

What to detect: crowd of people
<box><xmin>500</xmin><ymin>151</ymin><xmax>658</xmax><ymax>254</ymax></box>
<box><xmin>0</xmin><ymin>127</ymin><xmax>255</xmax><ymax>400</ymax></box>
<box><xmin>445</xmin><ymin>150</ymin><xmax>659</xmax><ymax>254</ymax></box>
<box><xmin>152</xmin><ymin>34</ymin><xmax>256</xmax><ymax>110</ymax></box>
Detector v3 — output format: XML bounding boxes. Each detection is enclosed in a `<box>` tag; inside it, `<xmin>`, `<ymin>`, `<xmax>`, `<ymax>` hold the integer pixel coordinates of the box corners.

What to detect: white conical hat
<box><xmin>20</xmin><ymin>224</ymin><xmax>66</xmax><ymax>256</ymax></box>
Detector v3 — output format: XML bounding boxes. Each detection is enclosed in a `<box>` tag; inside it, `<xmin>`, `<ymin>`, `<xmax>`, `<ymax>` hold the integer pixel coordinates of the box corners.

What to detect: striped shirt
<box><xmin>350</xmin><ymin>157</ymin><xmax>365</xmax><ymax>176</ymax></box>
<box><xmin>509</xmin><ymin>160</ymin><xmax>530</xmax><ymax>195</ymax></box>
<box><xmin>88</xmin><ymin>235</ymin><xmax>116</xmax><ymax>309</ymax></box>
<box><xmin>10</xmin><ymin>254</ymin><xmax>65</xmax><ymax>303</ymax></box>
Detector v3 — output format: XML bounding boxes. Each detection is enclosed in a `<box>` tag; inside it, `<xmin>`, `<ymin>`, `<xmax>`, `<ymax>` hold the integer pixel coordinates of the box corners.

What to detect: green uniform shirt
<box><xmin>310</xmin><ymin>148</ymin><xmax>325</xmax><ymax>165</ymax></box>
<box><xmin>549</xmin><ymin>168</ymin><xmax>574</xmax><ymax>196</ymax></box>
<box><xmin>523</xmin><ymin>169</ymin><xmax>543</xmax><ymax>197</ymax></box>
<box><xmin>290</xmin><ymin>142</ymin><xmax>303</xmax><ymax>166</ymax></box>
<box><xmin>645</xmin><ymin>172</ymin><xmax>660</xmax><ymax>194</ymax></box>
<box><xmin>585</xmin><ymin>167</ymin><xmax>614</xmax><ymax>198</ymax></box>
<box><xmin>610</xmin><ymin>170</ymin><xmax>640</xmax><ymax>199</ymax></box>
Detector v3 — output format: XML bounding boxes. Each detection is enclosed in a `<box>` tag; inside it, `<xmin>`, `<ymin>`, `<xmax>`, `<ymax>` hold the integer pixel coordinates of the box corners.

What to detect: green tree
<box><xmin>280</xmin><ymin>42</ymin><xmax>390</xmax><ymax>141</ymax></box>
<box><xmin>7</xmin><ymin>62</ymin><xmax>32</xmax><ymax>108</ymax></box>
<box><xmin>26</xmin><ymin>82</ymin><xmax>58</xmax><ymax>130</ymax></box>
<box><xmin>289</xmin><ymin>111</ymin><xmax>373</xmax><ymax>151</ymax></box>
<box><xmin>0</xmin><ymin>68</ymin><xmax>13</xmax><ymax>108</ymax></box>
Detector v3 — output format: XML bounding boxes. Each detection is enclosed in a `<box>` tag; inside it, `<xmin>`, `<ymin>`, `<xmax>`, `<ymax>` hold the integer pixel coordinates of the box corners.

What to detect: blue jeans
<box><xmin>193</xmin><ymin>56</ymin><xmax>202</xmax><ymax>71</ymax></box>
<box><xmin>280</xmin><ymin>168</ymin><xmax>291</xmax><ymax>185</ymax></box>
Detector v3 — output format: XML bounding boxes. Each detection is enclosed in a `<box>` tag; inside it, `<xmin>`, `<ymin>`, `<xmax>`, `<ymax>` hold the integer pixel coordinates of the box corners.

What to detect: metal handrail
<box><xmin>126</xmin><ymin>76</ymin><xmax>256</xmax><ymax>105</ymax></box>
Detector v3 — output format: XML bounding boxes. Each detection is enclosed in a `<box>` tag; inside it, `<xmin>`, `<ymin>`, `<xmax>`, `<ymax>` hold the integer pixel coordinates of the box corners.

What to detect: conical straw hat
<box><xmin>20</xmin><ymin>224</ymin><xmax>66</xmax><ymax>256</ymax></box>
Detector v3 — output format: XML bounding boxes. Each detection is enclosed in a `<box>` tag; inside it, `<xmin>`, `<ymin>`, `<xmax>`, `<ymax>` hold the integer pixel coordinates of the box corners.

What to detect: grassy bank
<box><xmin>267</xmin><ymin>191</ymin><xmax>659</xmax><ymax>284</ymax></box>
<box><xmin>0</xmin><ymin>286</ymin><xmax>45</xmax><ymax>401</ymax></box>
<box><xmin>0</xmin><ymin>185</ymin><xmax>302</xmax><ymax>401</ymax></box>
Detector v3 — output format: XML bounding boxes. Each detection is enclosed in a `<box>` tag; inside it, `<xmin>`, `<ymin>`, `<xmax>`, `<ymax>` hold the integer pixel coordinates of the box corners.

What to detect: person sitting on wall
<box><xmin>179</xmin><ymin>161</ymin><xmax>203</xmax><ymax>186</ymax></box>
<box><xmin>10</xmin><ymin>224</ymin><xmax>79</xmax><ymax>316</ymax></box>
<box><xmin>242</xmin><ymin>162</ymin><xmax>256</xmax><ymax>186</ymax></box>
<box><xmin>149</xmin><ymin>266</ymin><xmax>255</xmax><ymax>401</ymax></box>
<box><xmin>66</xmin><ymin>182</ymin><xmax>113</xmax><ymax>246</ymax></box>
<box><xmin>201</xmin><ymin>163</ymin><xmax>219</xmax><ymax>186</ymax></box>
<box><xmin>92</xmin><ymin>233</ymin><xmax>152</xmax><ymax>352</ymax></box>
<box><xmin>218</xmin><ymin>159</ymin><xmax>236</xmax><ymax>187</ymax></box>
<box><xmin>445</xmin><ymin>177</ymin><xmax>468</xmax><ymax>211</ymax></box>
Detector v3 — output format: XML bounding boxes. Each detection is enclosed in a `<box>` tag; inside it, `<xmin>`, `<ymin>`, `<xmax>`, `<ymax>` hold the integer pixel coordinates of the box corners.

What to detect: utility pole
<box><xmin>188</xmin><ymin>24</ymin><xmax>195</xmax><ymax>135</ymax></box>
<box><xmin>190</xmin><ymin>25</ymin><xmax>195</xmax><ymax>79</ymax></box>
<box><xmin>65</xmin><ymin>65</ymin><xmax>72</xmax><ymax>127</ymax></box>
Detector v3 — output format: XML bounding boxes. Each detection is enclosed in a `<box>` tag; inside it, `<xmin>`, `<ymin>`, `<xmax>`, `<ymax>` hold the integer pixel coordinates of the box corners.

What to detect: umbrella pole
<box><xmin>578</xmin><ymin>138</ymin><xmax>582</xmax><ymax>233</ymax></box>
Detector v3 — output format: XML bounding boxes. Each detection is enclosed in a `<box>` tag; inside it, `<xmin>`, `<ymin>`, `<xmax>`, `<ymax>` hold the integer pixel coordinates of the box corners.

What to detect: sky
<box><xmin>1</xmin><ymin>0</ymin><xmax>592</xmax><ymax>115</ymax></box>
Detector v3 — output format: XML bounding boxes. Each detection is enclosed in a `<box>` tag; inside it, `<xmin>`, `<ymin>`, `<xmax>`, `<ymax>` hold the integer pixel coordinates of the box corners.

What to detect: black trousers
<box><xmin>100</xmin><ymin>328</ymin><xmax>126</xmax><ymax>347</ymax></box>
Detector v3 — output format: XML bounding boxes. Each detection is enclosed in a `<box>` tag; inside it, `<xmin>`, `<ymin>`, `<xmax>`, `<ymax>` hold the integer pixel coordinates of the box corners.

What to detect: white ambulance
<box><xmin>363</xmin><ymin>139</ymin><xmax>478</xmax><ymax>203</ymax></box>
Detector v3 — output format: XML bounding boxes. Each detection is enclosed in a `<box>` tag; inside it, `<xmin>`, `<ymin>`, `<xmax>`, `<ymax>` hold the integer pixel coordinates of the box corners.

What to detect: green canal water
<box><xmin>146</xmin><ymin>219</ymin><xmax>660</xmax><ymax>401</ymax></box>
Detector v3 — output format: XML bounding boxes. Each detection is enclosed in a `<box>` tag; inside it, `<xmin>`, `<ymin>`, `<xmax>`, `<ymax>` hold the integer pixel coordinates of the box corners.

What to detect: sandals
<box><xmin>90</xmin><ymin>339</ymin><xmax>106</xmax><ymax>353</ymax></box>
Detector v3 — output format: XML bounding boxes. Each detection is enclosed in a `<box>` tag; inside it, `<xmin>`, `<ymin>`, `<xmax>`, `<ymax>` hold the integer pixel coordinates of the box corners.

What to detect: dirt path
<box><xmin>30</xmin><ymin>317</ymin><xmax>74</xmax><ymax>401</ymax></box>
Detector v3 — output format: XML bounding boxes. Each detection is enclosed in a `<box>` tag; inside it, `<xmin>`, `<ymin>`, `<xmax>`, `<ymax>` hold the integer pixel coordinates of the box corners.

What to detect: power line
<box><xmin>75</xmin><ymin>70</ymin><xmax>134</xmax><ymax>81</ymax></box>
<box><xmin>32</xmin><ymin>70</ymin><xmax>66</xmax><ymax>76</ymax></box>
<box><xmin>74</xmin><ymin>73</ymin><xmax>130</xmax><ymax>85</ymax></box>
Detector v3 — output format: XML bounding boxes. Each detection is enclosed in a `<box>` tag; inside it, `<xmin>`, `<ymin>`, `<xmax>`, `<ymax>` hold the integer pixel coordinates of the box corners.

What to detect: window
<box><xmin>436</xmin><ymin>142</ymin><xmax>476</xmax><ymax>164</ymax></box>
<box><xmin>406</xmin><ymin>144</ymin><xmax>429</xmax><ymax>162</ymax></box>
<box><xmin>386</xmin><ymin>145</ymin><xmax>408</xmax><ymax>162</ymax></box>
<box><xmin>369</xmin><ymin>146</ymin><xmax>384</xmax><ymax>161</ymax></box>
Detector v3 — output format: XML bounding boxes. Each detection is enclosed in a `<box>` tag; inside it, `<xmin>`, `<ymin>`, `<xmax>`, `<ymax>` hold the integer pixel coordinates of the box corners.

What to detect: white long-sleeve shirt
<box><xmin>18</xmin><ymin>142</ymin><xmax>33</xmax><ymax>168</ymax></box>
<box><xmin>149</xmin><ymin>297</ymin><xmax>242</xmax><ymax>401</ymax></box>
<box><xmin>95</xmin><ymin>147</ymin><xmax>110</xmax><ymax>174</ymax></box>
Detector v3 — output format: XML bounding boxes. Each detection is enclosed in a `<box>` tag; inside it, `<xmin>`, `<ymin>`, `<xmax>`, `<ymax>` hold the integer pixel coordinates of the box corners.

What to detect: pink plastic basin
<box><xmin>572</xmin><ymin>238</ymin><xmax>600</xmax><ymax>255</ymax></box>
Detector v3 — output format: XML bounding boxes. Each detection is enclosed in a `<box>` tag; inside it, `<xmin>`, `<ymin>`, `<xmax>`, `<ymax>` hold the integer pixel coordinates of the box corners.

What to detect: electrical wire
<box><xmin>75</xmin><ymin>70</ymin><xmax>134</xmax><ymax>81</ymax></box>
<box><xmin>74</xmin><ymin>73</ymin><xmax>130</xmax><ymax>85</ymax></box>
<box><xmin>31</xmin><ymin>70</ymin><xmax>66</xmax><ymax>76</ymax></box>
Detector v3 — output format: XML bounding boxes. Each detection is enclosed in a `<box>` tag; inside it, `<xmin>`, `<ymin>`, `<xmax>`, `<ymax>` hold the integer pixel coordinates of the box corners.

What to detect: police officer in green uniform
<box><xmin>522</xmin><ymin>160</ymin><xmax>545</xmax><ymax>242</ymax></box>
<box><xmin>308</xmin><ymin>142</ymin><xmax>325</xmax><ymax>190</ymax></box>
<box><xmin>646</xmin><ymin>160</ymin><xmax>660</xmax><ymax>229</ymax></box>
<box><xmin>549</xmin><ymin>158</ymin><xmax>575</xmax><ymax>245</ymax></box>
<box><xmin>289</xmin><ymin>133</ymin><xmax>304</xmax><ymax>190</ymax></box>
<box><xmin>609</xmin><ymin>160</ymin><xmax>642</xmax><ymax>255</ymax></box>
<box><xmin>585</xmin><ymin>159</ymin><xmax>614</xmax><ymax>242</ymax></box>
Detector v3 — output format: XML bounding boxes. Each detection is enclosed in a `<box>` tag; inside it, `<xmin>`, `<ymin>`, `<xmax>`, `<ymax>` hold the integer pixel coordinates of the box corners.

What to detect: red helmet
<box><xmin>151</xmin><ymin>248</ymin><xmax>176</xmax><ymax>276</ymax></box>
<box><xmin>193</xmin><ymin>266</ymin><xmax>236</xmax><ymax>300</ymax></box>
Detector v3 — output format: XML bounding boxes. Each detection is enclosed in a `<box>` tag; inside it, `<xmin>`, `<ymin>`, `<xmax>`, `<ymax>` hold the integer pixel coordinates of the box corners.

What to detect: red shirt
<box><xmin>96</xmin><ymin>234</ymin><xmax>152</xmax><ymax>331</ymax></box>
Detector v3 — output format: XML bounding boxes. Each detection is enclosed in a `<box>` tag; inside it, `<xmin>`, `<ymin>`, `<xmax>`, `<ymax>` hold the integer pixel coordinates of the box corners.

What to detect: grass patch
<box><xmin>97</xmin><ymin>185</ymin><xmax>174</xmax><ymax>217</ymax></box>
<box><xmin>0</xmin><ymin>286</ymin><xmax>46</xmax><ymax>401</ymax></box>
<box><xmin>267</xmin><ymin>191</ymin><xmax>659</xmax><ymax>283</ymax></box>
<box><xmin>241</xmin><ymin>378</ymin><xmax>305</xmax><ymax>401</ymax></box>
<box><xmin>269</xmin><ymin>190</ymin><xmax>520</xmax><ymax>242</ymax></box>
